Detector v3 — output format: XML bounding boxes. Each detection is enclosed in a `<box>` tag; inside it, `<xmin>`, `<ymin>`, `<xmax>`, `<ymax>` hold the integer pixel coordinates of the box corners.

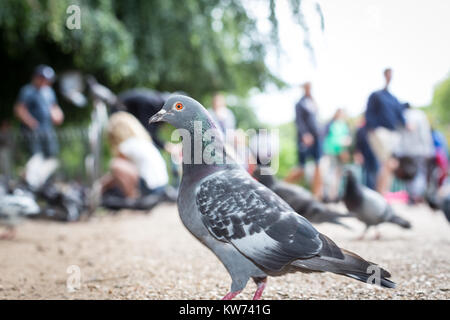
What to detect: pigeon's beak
<box><xmin>149</xmin><ymin>109</ymin><xmax>167</xmax><ymax>124</ymax></box>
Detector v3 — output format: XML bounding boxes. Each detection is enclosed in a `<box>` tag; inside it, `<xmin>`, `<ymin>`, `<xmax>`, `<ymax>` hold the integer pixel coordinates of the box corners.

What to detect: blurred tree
<box><xmin>426</xmin><ymin>75</ymin><xmax>450</xmax><ymax>145</ymax></box>
<box><xmin>0</xmin><ymin>0</ymin><xmax>317</xmax><ymax>124</ymax></box>
<box><xmin>430</xmin><ymin>76</ymin><xmax>450</xmax><ymax>125</ymax></box>
<box><xmin>276</xmin><ymin>121</ymin><xmax>298</xmax><ymax>178</ymax></box>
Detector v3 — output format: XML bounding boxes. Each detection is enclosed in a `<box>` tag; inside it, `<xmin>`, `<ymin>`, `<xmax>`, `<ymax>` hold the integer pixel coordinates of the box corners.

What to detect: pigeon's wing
<box><xmin>196</xmin><ymin>169</ymin><xmax>323</xmax><ymax>271</ymax></box>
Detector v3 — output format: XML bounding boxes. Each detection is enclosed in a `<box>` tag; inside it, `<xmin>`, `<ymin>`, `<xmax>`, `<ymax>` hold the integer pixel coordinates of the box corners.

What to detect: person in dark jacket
<box><xmin>364</xmin><ymin>68</ymin><xmax>407</xmax><ymax>194</ymax></box>
<box><xmin>285</xmin><ymin>82</ymin><xmax>323</xmax><ymax>199</ymax></box>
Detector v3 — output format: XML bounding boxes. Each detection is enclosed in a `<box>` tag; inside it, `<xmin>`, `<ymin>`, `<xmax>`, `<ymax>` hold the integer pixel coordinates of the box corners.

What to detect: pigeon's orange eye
<box><xmin>175</xmin><ymin>102</ymin><xmax>183</xmax><ymax>110</ymax></box>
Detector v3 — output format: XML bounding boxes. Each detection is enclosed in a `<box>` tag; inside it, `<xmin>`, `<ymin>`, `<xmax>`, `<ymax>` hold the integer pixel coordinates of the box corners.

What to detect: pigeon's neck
<box><xmin>344</xmin><ymin>177</ymin><xmax>363</xmax><ymax>204</ymax></box>
<box><xmin>179</xmin><ymin>116</ymin><xmax>240</xmax><ymax>180</ymax></box>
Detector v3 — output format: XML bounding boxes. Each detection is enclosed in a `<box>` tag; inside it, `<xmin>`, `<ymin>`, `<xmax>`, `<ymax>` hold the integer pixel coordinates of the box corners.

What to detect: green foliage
<box><xmin>426</xmin><ymin>74</ymin><xmax>450</xmax><ymax>145</ymax></box>
<box><xmin>276</xmin><ymin>121</ymin><xmax>297</xmax><ymax>178</ymax></box>
<box><xmin>0</xmin><ymin>0</ymin><xmax>322</xmax><ymax>123</ymax></box>
<box><xmin>0</xmin><ymin>0</ymin><xmax>321</xmax><ymax>181</ymax></box>
<box><xmin>228</xmin><ymin>104</ymin><xmax>261</xmax><ymax>131</ymax></box>
<box><xmin>430</xmin><ymin>76</ymin><xmax>450</xmax><ymax>125</ymax></box>
<box><xmin>58</xmin><ymin>127</ymin><xmax>88</xmax><ymax>180</ymax></box>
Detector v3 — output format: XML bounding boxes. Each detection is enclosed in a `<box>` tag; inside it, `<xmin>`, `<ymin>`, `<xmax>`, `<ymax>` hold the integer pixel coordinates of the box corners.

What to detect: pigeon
<box><xmin>442</xmin><ymin>197</ymin><xmax>450</xmax><ymax>222</ymax></box>
<box><xmin>425</xmin><ymin>175</ymin><xmax>450</xmax><ymax>223</ymax></box>
<box><xmin>86</xmin><ymin>75</ymin><xmax>118</xmax><ymax>106</ymax></box>
<box><xmin>38</xmin><ymin>182</ymin><xmax>89</xmax><ymax>222</ymax></box>
<box><xmin>149</xmin><ymin>95</ymin><xmax>395</xmax><ymax>300</ymax></box>
<box><xmin>252</xmin><ymin>165</ymin><xmax>351</xmax><ymax>228</ymax></box>
<box><xmin>432</xmin><ymin>183</ymin><xmax>450</xmax><ymax>223</ymax></box>
<box><xmin>0</xmin><ymin>191</ymin><xmax>40</xmax><ymax>239</ymax></box>
<box><xmin>343</xmin><ymin>170</ymin><xmax>411</xmax><ymax>239</ymax></box>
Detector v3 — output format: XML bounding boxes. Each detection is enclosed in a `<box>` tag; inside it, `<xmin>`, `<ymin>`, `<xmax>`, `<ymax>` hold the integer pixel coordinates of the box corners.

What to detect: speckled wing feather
<box><xmin>195</xmin><ymin>169</ymin><xmax>323</xmax><ymax>271</ymax></box>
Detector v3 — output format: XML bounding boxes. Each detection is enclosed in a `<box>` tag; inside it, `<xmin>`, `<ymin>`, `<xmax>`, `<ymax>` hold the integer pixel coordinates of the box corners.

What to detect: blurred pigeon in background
<box><xmin>149</xmin><ymin>95</ymin><xmax>395</xmax><ymax>300</ymax></box>
<box><xmin>0</xmin><ymin>190</ymin><xmax>40</xmax><ymax>239</ymax></box>
<box><xmin>442</xmin><ymin>196</ymin><xmax>450</xmax><ymax>222</ymax></box>
<box><xmin>343</xmin><ymin>170</ymin><xmax>411</xmax><ymax>239</ymax></box>
<box><xmin>86</xmin><ymin>75</ymin><xmax>118</xmax><ymax>106</ymax></box>
<box><xmin>252</xmin><ymin>165</ymin><xmax>351</xmax><ymax>228</ymax></box>
<box><xmin>431</xmin><ymin>183</ymin><xmax>450</xmax><ymax>223</ymax></box>
<box><xmin>38</xmin><ymin>182</ymin><xmax>89</xmax><ymax>222</ymax></box>
<box><xmin>59</xmin><ymin>71</ymin><xmax>88</xmax><ymax>108</ymax></box>
<box><xmin>425</xmin><ymin>174</ymin><xmax>450</xmax><ymax>223</ymax></box>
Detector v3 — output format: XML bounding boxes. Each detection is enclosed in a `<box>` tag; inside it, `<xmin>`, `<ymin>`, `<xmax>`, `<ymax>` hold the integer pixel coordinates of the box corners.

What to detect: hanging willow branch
<box><xmin>268</xmin><ymin>0</ymin><xmax>324</xmax><ymax>64</ymax></box>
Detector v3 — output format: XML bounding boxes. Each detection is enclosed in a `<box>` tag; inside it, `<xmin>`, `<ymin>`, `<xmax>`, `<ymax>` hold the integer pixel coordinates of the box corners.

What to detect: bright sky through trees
<box><xmin>249</xmin><ymin>0</ymin><xmax>450</xmax><ymax>125</ymax></box>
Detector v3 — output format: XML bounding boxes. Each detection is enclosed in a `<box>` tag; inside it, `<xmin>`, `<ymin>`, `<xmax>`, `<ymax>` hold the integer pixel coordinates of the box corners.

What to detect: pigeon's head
<box><xmin>149</xmin><ymin>94</ymin><xmax>213</xmax><ymax>130</ymax></box>
<box><xmin>343</xmin><ymin>168</ymin><xmax>358</xmax><ymax>188</ymax></box>
<box><xmin>252</xmin><ymin>165</ymin><xmax>276</xmax><ymax>188</ymax></box>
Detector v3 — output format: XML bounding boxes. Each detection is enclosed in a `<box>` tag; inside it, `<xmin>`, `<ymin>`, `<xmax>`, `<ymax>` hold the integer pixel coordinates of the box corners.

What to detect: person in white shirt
<box><xmin>101</xmin><ymin>112</ymin><xmax>169</xmax><ymax>200</ymax></box>
<box><xmin>118</xmin><ymin>137</ymin><xmax>169</xmax><ymax>192</ymax></box>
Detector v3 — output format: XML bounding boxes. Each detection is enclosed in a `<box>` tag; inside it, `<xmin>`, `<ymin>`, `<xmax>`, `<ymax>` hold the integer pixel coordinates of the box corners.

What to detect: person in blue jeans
<box><xmin>14</xmin><ymin>65</ymin><xmax>64</xmax><ymax>158</ymax></box>
<box><xmin>354</xmin><ymin>119</ymin><xmax>379</xmax><ymax>190</ymax></box>
<box><xmin>285</xmin><ymin>82</ymin><xmax>323</xmax><ymax>199</ymax></box>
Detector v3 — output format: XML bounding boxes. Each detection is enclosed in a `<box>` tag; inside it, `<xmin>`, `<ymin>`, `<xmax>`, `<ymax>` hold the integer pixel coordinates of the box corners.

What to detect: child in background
<box><xmin>322</xmin><ymin>108</ymin><xmax>351</xmax><ymax>201</ymax></box>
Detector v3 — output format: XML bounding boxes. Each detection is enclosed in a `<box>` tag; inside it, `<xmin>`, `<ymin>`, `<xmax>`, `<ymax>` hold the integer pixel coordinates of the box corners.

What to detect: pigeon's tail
<box><xmin>292</xmin><ymin>235</ymin><xmax>395</xmax><ymax>289</ymax></box>
<box><xmin>388</xmin><ymin>214</ymin><xmax>412</xmax><ymax>229</ymax></box>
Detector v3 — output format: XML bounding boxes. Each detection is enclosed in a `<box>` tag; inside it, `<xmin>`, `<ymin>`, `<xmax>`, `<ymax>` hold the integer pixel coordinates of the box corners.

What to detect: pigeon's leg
<box><xmin>356</xmin><ymin>226</ymin><xmax>369</xmax><ymax>240</ymax></box>
<box><xmin>252</xmin><ymin>277</ymin><xmax>267</xmax><ymax>300</ymax></box>
<box><xmin>0</xmin><ymin>227</ymin><xmax>16</xmax><ymax>240</ymax></box>
<box><xmin>222</xmin><ymin>291</ymin><xmax>242</xmax><ymax>300</ymax></box>
<box><xmin>373</xmin><ymin>227</ymin><xmax>382</xmax><ymax>240</ymax></box>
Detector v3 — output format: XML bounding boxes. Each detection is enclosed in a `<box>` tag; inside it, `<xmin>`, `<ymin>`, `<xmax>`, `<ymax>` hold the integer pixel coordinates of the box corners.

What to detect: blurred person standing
<box><xmin>209</xmin><ymin>92</ymin><xmax>236</xmax><ymax>133</ymax></box>
<box><xmin>322</xmin><ymin>108</ymin><xmax>351</xmax><ymax>201</ymax></box>
<box><xmin>365</xmin><ymin>68</ymin><xmax>407</xmax><ymax>195</ymax></box>
<box><xmin>397</xmin><ymin>104</ymin><xmax>435</xmax><ymax>203</ymax></box>
<box><xmin>14</xmin><ymin>65</ymin><xmax>64</xmax><ymax>158</ymax></box>
<box><xmin>354</xmin><ymin>117</ymin><xmax>379</xmax><ymax>190</ymax></box>
<box><xmin>285</xmin><ymin>82</ymin><xmax>323</xmax><ymax>199</ymax></box>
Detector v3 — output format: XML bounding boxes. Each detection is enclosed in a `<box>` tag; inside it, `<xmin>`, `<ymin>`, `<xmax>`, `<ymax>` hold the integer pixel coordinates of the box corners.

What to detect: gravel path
<box><xmin>0</xmin><ymin>202</ymin><xmax>449</xmax><ymax>299</ymax></box>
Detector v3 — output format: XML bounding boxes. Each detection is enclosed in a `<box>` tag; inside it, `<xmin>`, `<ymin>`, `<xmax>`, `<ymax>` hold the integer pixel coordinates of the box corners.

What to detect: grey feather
<box><xmin>196</xmin><ymin>169</ymin><xmax>322</xmax><ymax>271</ymax></box>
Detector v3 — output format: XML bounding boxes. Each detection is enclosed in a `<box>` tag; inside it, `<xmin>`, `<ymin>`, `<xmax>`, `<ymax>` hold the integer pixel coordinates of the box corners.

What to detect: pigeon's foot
<box><xmin>373</xmin><ymin>231</ymin><xmax>382</xmax><ymax>240</ymax></box>
<box><xmin>222</xmin><ymin>290</ymin><xmax>241</xmax><ymax>300</ymax></box>
<box><xmin>355</xmin><ymin>227</ymin><xmax>369</xmax><ymax>241</ymax></box>
<box><xmin>252</xmin><ymin>278</ymin><xmax>267</xmax><ymax>300</ymax></box>
<box><xmin>355</xmin><ymin>233</ymin><xmax>365</xmax><ymax>241</ymax></box>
